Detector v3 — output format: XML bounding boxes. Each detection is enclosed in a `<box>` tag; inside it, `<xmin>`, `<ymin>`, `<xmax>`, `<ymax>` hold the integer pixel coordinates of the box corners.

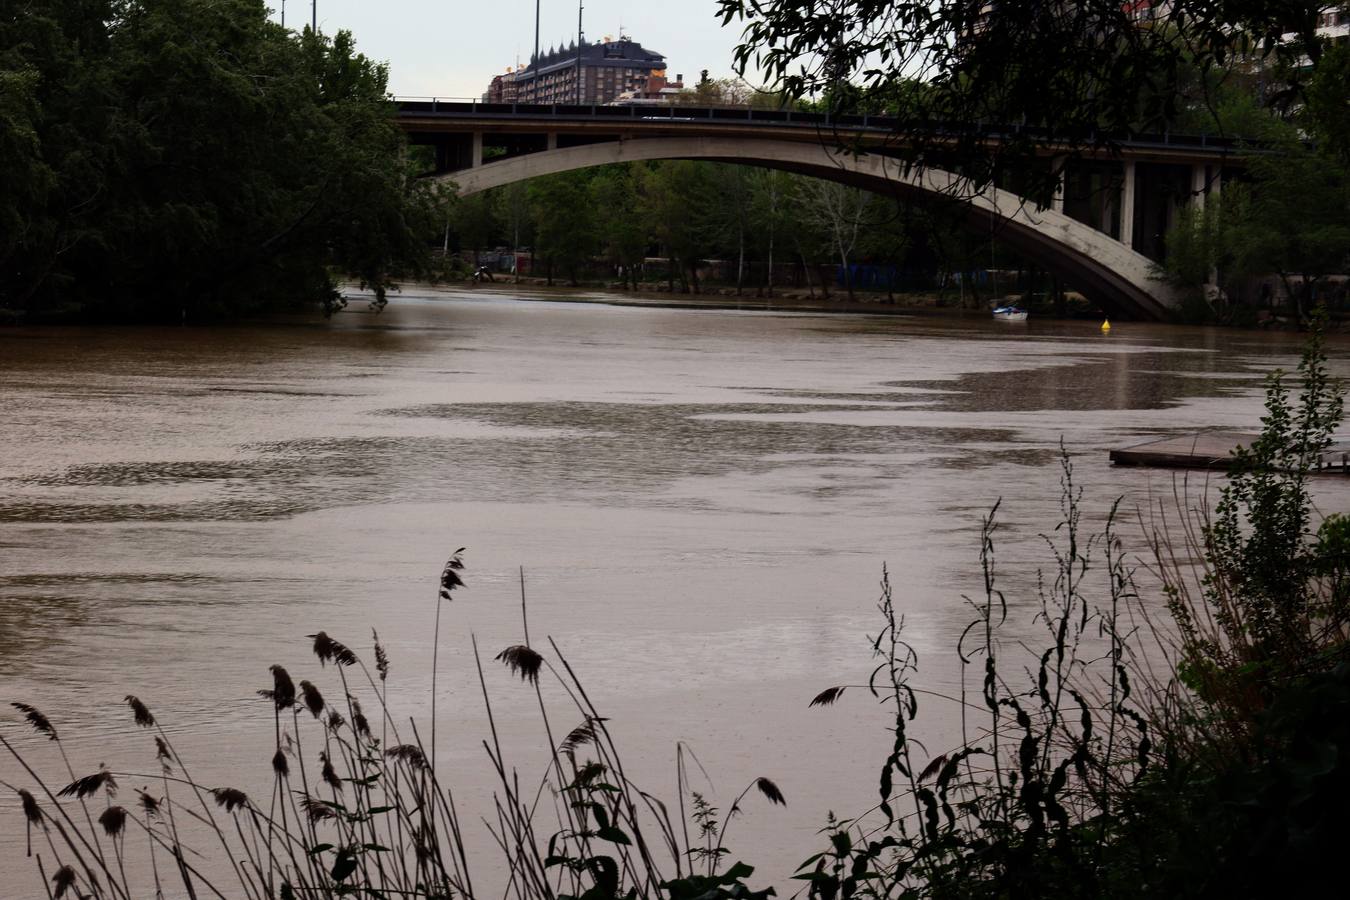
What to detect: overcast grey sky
<box><xmin>271</xmin><ymin>1</ymin><xmax>748</xmax><ymax>98</ymax></box>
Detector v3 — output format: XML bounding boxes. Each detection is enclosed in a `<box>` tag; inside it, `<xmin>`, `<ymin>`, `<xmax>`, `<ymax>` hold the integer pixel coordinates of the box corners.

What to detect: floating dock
<box><xmin>1110</xmin><ymin>431</ymin><xmax>1350</xmax><ymax>474</ymax></box>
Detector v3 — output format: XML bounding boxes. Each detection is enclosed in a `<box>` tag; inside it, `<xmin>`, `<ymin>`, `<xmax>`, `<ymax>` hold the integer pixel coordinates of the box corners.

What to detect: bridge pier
<box><xmin>547</xmin><ymin>132</ymin><xmax>558</xmax><ymax>151</ymax></box>
<box><xmin>1051</xmin><ymin>155</ymin><xmax>1067</xmax><ymax>213</ymax></box>
<box><xmin>1120</xmin><ymin>161</ymin><xmax>1136</xmax><ymax>250</ymax></box>
<box><xmin>1191</xmin><ymin>163</ymin><xmax>1208</xmax><ymax>209</ymax></box>
<box><xmin>471</xmin><ymin>132</ymin><xmax>483</xmax><ymax>169</ymax></box>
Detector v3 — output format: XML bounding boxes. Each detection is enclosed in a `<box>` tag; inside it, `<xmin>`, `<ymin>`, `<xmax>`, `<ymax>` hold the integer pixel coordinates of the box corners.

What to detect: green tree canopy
<box><xmin>0</xmin><ymin>0</ymin><xmax>447</xmax><ymax>320</ymax></box>
<box><xmin>716</xmin><ymin>1</ymin><xmax>1340</xmax><ymax>192</ymax></box>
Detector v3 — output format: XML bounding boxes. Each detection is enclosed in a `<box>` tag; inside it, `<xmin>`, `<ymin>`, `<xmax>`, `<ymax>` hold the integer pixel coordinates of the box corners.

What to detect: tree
<box><xmin>716</xmin><ymin>1</ymin><xmax>1341</xmax><ymax>195</ymax></box>
<box><xmin>495</xmin><ymin>181</ymin><xmax>533</xmax><ymax>281</ymax></box>
<box><xmin>530</xmin><ymin>172</ymin><xmax>596</xmax><ymax>286</ymax></box>
<box><xmin>0</xmin><ymin>65</ymin><xmax>48</xmax><ymax>303</ymax></box>
<box><xmin>639</xmin><ymin>162</ymin><xmax>717</xmax><ymax>293</ymax></box>
<box><xmin>857</xmin><ymin>199</ymin><xmax>913</xmax><ymax>303</ymax></box>
<box><xmin>707</xmin><ymin>164</ymin><xmax>755</xmax><ymax>294</ymax></box>
<box><xmin>1165</xmin><ymin>115</ymin><xmax>1350</xmax><ymax>322</ymax></box>
<box><xmin>676</xmin><ymin>75</ymin><xmax>754</xmax><ymax>107</ymax></box>
<box><xmin>792</xmin><ymin>178</ymin><xmax>873</xmax><ymax>301</ymax></box>
<box><xmin>449</xmin><ymin>193</ymin><xmax>499</xmax><ymax>267</ymax></box>
<box><xmin>589</xmin><ymin>167</ymin><xmax>648</xmax><ymax>289</ymax></box>
<box><xmin>1304</xmin><ymin>40</ymin><xmax>1350</xmax><ymax>166</ymax></box>
<box><xmin>746</xmin><ymin>170</ymin><xmax>788</xmax><ymax>296</ymax></box>
<box><xmin>0</xmin><ymin>0</ymin><xmax>448</xmax><ymax>320</ymax></box>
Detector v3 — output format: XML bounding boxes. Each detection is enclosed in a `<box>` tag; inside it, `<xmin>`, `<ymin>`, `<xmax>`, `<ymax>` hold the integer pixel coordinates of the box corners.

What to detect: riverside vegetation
<box><xmin>3</xmin><ymin>320</ymin><xmax>1346</xmax><ymax>898</ymax></box>
<box><xmin>0</xmin><ymin>1</ymin><xmax>451</xmax><ymax>321</ymax></box>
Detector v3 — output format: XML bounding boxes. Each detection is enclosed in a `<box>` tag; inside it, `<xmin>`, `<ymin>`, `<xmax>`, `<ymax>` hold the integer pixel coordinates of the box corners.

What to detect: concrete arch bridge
<box><xmin>397</xmin><ymin>100</ymin><xmax>1243</xmax><ymax>320</ymax></box>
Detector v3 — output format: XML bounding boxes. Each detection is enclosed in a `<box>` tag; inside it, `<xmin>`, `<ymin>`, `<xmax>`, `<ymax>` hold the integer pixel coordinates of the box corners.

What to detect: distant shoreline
<box><xmin>371</xmin><ymin>280</ymin><xmax>1015</xmax><ymax>320</ymax></box>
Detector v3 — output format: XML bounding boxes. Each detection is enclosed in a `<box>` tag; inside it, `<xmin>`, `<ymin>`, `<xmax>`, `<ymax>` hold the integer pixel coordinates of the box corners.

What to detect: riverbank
<box><xmin>379</xmin><ymin>279</ymin><xmax>1350</xmax><ymax>330</ymax></box>
<box><xmin>369</xmin><ymin>279</ymin><xmax>1091</xmax><ymax>320</ymax></box>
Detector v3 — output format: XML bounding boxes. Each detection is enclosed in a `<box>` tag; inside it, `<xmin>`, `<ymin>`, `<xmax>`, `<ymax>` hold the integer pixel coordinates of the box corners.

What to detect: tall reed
<box><xmin>3</xmin><ymin>555</ymin><xmax>785</xmax><ymax>900</ymax></box>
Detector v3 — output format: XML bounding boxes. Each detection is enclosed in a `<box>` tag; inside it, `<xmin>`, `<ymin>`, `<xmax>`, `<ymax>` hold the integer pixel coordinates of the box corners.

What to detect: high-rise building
<box><xmin>484</xmin><ymin>37</ymin><xmax>671</xmax><ymax>105</ymax></box>
<box><xmin>485</xmin><ymin>69</ymin><xmax>521</xmax><ymax>104</ymax></box>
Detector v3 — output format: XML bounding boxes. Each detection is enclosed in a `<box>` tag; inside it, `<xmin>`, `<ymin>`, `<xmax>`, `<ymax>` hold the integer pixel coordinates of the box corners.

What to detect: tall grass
<box><xmin>2</xmin><ymin>563</ymin><xmax>785</xmax><ymax>900</ymax></box>
<box><xmin>795</xmin><ymin>449</ymin><xmax>1157</xmax><ymax>899</ymax></box>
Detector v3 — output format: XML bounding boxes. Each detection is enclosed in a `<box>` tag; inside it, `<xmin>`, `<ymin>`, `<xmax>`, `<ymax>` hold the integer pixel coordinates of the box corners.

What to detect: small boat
<box><xmin>992</xmin><ymin>306</ymin><xmax>1029</xmax><ymax>322</ymax></box>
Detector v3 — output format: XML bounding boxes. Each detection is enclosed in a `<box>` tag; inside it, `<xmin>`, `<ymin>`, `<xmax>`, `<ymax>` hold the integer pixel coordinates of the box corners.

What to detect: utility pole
<box><xmin>280</xmin><ymin>0</ymin><xmax>285</xmax><ymax>28</ymax></box>
<box><xmin>312</xmin><ymin>0</ymin><xmax>316</xmax><ymax>32</ymax></box>
<box><xmin>576</xmin><ymin>1</ymin><xmax>584</xmax><ymax>105</ymax></box>
<box><xmin>533</xmin><ymin>0</ymin><xmax>540</xmax><ymax>102</ymax></box>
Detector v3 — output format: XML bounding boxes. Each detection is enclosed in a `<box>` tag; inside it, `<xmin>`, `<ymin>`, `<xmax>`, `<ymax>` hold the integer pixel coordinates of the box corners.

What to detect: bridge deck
<box><xmin>395</xmin><ymin>100</ymin><xmax>1244</xmax><ymax>161</ymax></box>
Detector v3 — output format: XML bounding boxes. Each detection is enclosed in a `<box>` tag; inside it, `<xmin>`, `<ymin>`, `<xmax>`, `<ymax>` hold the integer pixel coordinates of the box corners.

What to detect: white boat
<box><xmin>992</xmin><ymin>306</ymin><xmax>1029</xmax><ymax>322</ymax></box>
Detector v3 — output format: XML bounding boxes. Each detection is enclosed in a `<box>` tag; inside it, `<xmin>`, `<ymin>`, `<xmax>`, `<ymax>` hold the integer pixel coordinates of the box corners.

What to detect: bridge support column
<box><xmin>547</xmin><ymin>132</ymin><xmax>558</xmax><ymax>150</ymax></box>
<box><xmin>1051</xmin><ymin>156</ymin><xmax>1067</xmax><ymax>213</ymax></box>
<box><xmin>472</xmin><ymin>131</ymin><xmax>483</xmax><ymax>169</ymax></box>
<box><xmin>1120</xmin><ymin>161</ymin><xmax>1136</xmax><ymax>251</ymax></box>
<box><xmin>1191</xmin><ymin>163</ymin><xmax>1207</xmax><ymax>210</ymax></box>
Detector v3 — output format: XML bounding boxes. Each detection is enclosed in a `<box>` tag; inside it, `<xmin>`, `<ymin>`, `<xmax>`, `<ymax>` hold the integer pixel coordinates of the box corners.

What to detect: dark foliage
<box><xmin>717</xmin><ymin>1</ymin><xmax>1335</xmax><ymax>196</ymax></box>
<box><xmin>0</xmin><ymin>0</ymin><xmax>449</xmax><ymax>320</ymax></box>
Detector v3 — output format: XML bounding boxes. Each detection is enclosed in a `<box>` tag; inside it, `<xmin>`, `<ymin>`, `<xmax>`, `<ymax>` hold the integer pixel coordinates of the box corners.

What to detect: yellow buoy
<box><xmin>1101</xmin><ymin>318</ymin><xmax>1112</xmax><ymax>332</ymax></box>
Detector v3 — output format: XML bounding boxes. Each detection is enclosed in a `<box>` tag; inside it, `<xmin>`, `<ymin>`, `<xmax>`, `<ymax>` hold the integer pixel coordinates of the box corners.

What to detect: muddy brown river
<box><xmin>3</xmin><ymin>287</ymin><xmax>1348</xmax><ymax>894</ymax></box>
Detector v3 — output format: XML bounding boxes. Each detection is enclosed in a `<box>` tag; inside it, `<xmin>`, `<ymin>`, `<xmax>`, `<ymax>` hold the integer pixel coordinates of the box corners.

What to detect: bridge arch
<box><xmin>442</xmin><ymin>136</ymin><xmax>1180</xmax><ymax>319</ymax></box>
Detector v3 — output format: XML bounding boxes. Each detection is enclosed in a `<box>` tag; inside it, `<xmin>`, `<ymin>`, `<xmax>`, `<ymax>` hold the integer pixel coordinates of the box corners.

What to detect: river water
<box><xmin>2</xmin><ymin>288</ymin><xmax>1348</xmax><ymax>894</ymax></box>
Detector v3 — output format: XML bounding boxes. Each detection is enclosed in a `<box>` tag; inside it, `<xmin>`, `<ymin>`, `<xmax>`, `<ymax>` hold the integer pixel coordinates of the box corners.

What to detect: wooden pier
<box><xmin>1110</xmin><ymin>431</ymin><xmax>1350</xmax><ymax>474</ymax></box>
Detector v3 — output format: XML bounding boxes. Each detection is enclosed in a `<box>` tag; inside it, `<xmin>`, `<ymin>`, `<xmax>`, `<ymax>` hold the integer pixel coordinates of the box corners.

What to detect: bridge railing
<box><xmin>390</xmin><ymin>96</ymin><xmax>1248</xmax><ymax>152</ymax></box>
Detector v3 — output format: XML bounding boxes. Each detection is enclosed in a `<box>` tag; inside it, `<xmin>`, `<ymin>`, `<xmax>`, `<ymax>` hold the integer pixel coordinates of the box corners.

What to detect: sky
<box><xmin>269</xmin><ymin>1</ymin><xmax>750</xmax><ymax>99</ymax></box>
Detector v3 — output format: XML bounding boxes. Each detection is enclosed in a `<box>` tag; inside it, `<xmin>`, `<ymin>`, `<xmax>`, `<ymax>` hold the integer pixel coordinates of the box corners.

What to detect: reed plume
<box><xmin>385</xmin><ymin>744</ymin><xmax>429</xmax><ymax>769</ymax></box>
<box><xmin>124</xmin><ymin>695</ymin><xmax>155</xmax><ymax>727</ymax></box>
<box><xmin>58</xmin><ymin>769</ymin><xmax>116</xmax><ymax>800</ymax></box>
<box><xmin>439</xmin><ymin>548</ymin><xmax>466</xmax><ymax>601</ymax></box>
<box><xmin>309</xmin><ymin>631</ymin><xmax>358</xmax><ymax>667</ymax></box>
<box><xmin>261</xmin><ymin>664</ymin><xmax>297</xmax><ymax>709</ymax></box>
<box><xmin>98</xmin><ymin>805</ymin><xmax>127</xmax><ymax>837</ymax></box>
<box><xmin>11</xmin><ymin>702</ymin><xmax>57</xmax><ymax>740</ymax></box>
<box><xmin>211</xmin><ymin>787</ymin><xmax>249</xmax><ymax>812</ymax></box>
<box><xmin>51</xmin><ymin>864</ymin><xmax>77</xmax><ymax>898</ymax></box>
<box><xmin>373</xmin><ymin>629</ymin><xmax>390</xmax><ymax>682</ymax></box>
<box><xmin>496</xmin><ymin>644</ymin><xmax>544</xmax><ymax>684</ymax></box>
<box><xmin>299</xmin><ymin>680</ymin><xmax>325</xmax><ymax>718</ymax></box>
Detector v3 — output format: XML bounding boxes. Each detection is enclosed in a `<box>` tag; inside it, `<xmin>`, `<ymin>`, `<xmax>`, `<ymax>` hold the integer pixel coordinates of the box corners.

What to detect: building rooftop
<box><xmin>519</xmin><ymin>37</ymin><xmax>666</xmax><ymax>80</ymax></box>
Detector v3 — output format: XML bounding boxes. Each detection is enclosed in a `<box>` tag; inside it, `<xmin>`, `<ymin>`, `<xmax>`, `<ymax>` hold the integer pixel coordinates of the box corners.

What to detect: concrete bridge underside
<box><xmin>442</xmin><ymin>137</ymin><xmax>1182</xmax><ymax>320</ymax></box>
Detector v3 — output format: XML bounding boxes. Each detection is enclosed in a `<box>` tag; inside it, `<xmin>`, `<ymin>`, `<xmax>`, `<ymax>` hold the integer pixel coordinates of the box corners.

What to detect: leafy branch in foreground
<box><xmin>717</xmin><ymin>1</ymin><xmax>1335</xmax><ymax>196</ymax></box>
